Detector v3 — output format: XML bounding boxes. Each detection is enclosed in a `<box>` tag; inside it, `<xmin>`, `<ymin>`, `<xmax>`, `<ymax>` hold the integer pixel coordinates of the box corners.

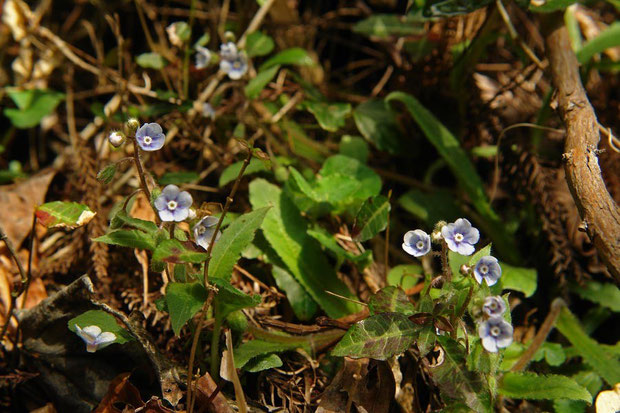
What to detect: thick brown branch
<box><xmin>544</xmin><ymin>17</ymin><xmax>620</xmax><ymax>281</ymax></box>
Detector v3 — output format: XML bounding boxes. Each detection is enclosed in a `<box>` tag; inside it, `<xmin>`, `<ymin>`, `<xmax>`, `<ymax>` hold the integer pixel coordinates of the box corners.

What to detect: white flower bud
<box><xmin>108</xmin><ymin>131</ymin><xmax>126</xmax><ymax>147</ymax></box>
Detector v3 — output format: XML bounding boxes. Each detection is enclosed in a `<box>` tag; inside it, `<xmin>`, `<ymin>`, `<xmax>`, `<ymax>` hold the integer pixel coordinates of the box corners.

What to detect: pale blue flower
<box><xmin>474</xmin><ymin>256</ymin><xmax>502</xmax><ymax>286</ymax></box>
<box><xmin>195</xmin><ymin>46</ymin><xmax>212</xmax><ymax>69</ymax></box>
<box><xmin>193</xmin><ymin>216</ymin><xmax>221</xmax><ymax>250</ymax></box>
<box><xmin>219</xmin><ymin>42</ymin><xmax>248</xmax><ymax>80</ymax></box>
<box><xmin>478</xmin><ymin>318</ymin><xmax>513</xmax><ymax>352</ymax></box>
<box><xmin>441</xmin><ymin>218</ymin><xmax>479</xmax><ymax>255</ymax></box>
<box><xmin>135</xmin><ymin>122</ymin><xmax>165</xmax><ymax>151</ymax></box>
<box><xmin>482</xmin><ymin>296</ymin><xmax>506</xmax><ymax>318</ymax></box>
<box><xmin>154</xmin><ymin>185</ymin><xmax>193</xmax><ymax>222</ymax></box>
<box><xmin>74</xmin><ymin>325</ymin><xmax>116</xmax><ymax>353</ymax></box>
<box><xmin>402</xmin><ymin>229</ymin><xmax>431</xmax><ymax>257</ymax></box>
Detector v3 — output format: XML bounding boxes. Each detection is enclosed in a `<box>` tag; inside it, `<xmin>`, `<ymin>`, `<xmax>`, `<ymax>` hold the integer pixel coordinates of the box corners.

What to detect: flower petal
<box><xmin>176</xmin><ymin>191</ymin><xmax>193</xmax><ymax>208</ymax></box>
<box><xmin>158</xmin><ymin>209</ymin><xmax>175</xmax><ymax>222</ymax></box>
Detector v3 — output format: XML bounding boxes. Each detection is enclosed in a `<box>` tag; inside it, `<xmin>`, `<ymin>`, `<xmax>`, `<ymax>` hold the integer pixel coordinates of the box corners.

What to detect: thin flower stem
<box><xmin>186</xmin><ymin>148</ymin><xmax>254</xmax><ymax>413</ymax></box>
<box><xmin>182</xmin><ymin>0</ymin><xmax>197</xmax><ymax>99</ymax></box>
<box><xmin>0</xmin><ymin>225</ymin><xmax>30</xmax><ymax>342</ymax></box>
<box><xmin>511</xmin><ymin>298</ymin><xmax>565</xmax><ymax>372</ymax></box>
<box><xmin>209</xmin><ymin>302</ymin><xmax>222</xmax><ymax>379</ymax></box>
<box><xmin>441</xmin><ymin>242</ymin><xmax>452</xmax><ymax>283</ymax></box>
<box><xmin>132</xmin><ymin>139</ymin><xmax>152</xmax><ymax>201</ymax></box>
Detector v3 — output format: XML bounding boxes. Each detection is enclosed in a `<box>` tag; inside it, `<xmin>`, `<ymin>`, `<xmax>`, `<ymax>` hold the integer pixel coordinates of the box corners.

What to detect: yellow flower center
<box><xmin>416</xmin><ymin>240</ymin><xmax>425</xmax><ymax>250</ymax></box>
<box><xmin>454</xmin><ymin>233</ymin><xmax>464</xmax><ymax>242</ymax></box>
<box><xmin>167</xmin><ymin>200</ymin><xmax>178</xmax><ymax>210</ymax></box>
<box><xmin>144</xmin><ymin>136</ymin><xmax>153</xmax><ymax>145</ymax></box>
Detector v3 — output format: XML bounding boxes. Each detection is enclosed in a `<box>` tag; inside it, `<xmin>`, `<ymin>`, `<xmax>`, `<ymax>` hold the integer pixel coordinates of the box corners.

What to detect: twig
<box><xmin>543</xmin><ymin>16</ymin><xmax>620</xmax><ymax>280</ymax></box>
<box><xmin>511</xmin><ymin>298</ymin><xmax>565</xmax><ymax>372</ymax></box>
<box><xmin>0</xmin><ymin>226</ymin><xmax>29</xmax><ymax>342</ymax></box>
<box><xmin>224</xmin><ymin>329</ymin><xmax>247</xmax><ymax>413</ymax></box>
<box><xmin>19</xmin><ymin>215</ymin><xmax>37</xmax><ymax>310</ymax></box>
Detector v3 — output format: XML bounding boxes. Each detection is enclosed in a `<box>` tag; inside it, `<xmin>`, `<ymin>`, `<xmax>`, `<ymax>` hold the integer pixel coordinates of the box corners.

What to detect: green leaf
<box><xmin>431</xmin><ymin>336</ymin><xmax>493</xmax><ymax>412</ymax></box>
<box><xmin>271</xmin><ymin>264</ymin><xmax>318</xmax><ymax>320</ymax></box>
<box><xmin>353</xmin><ymin>100</ymin><xmax>403</xmax><ymax>154</ymax></box>
<box><xmin>303</xmin><ymin>101</ymin><xmax>351</xmax><ymax>132</ymax></box>
<box><xmin>4</xmin><ymin>88</ymin><xmax>65</xmax><ymax>129</ymax></box>
<box><xmin>386</xmin><ymin>91</ymin><xmax>517</xmax><ymax>262</ymax></box>
<box><xmin>259</xmin><ymin>48</ymin><xmax>314</xmax><ymax>70</ymax></box>
<box><xmin>499</xmin><ymin>372</ymin><xmax>592</xmax><ymax>403</ymax></box>
<box><xmin>93</xmin><ymin>229</ymin><xmax>156</xmax><ymax>250</ymax></box>
<box><xmin>158</xmin><ymin>171</ymin><xmax>200</xmax><ymax>185</ymax></box>
<box><xmin>152</xmin><ymin>239</ymin><xmax>208</xmax><ymax>263</ymax></box>
<box><xmin>281</xmin><ymin>119</ymin><xmax>328</xmax><ymax>163</ymax></box>
<box><xmin>553</xmin><ymin>371</ymin><xmax>603</xmax><ymax>413</ymax></box>
<box><xmin>529</xmin><ymin>0</ymin><xmax>575</xmax><ymax>12</ymax></box>
<box><xmin>353</xmin><ymin>195</ymin><xmax>390</xmax><ymax>242</ymax></box>
<box><xmin>532</xmin><ymin>342</ymin><xmax>566</xmax><ymax>366</ymax></box>
<box><xmin>414</xmin><ymin>0</ymin><xmax>495</xmax><ymax>17</ymax></box>
<box><xmin>318</xmin><ymin>155</ymin><xmax>382</xmax><ymax>210</ymax></box>
<box><xmin>136</xmin><ymin>52</ymin><xmax>167</xmax><ymax>69</ymax></box>
<box><xmin>245</xmin><ymin>31</ymin><xmax>275</xmax><ymax>57</ymax></box>
<box><xmin>499</xmin><ymin>263</ymin><xmax>537</xmax><ymax>297</ymax></box>
<box><xmin>331</xmin><ymin>313</ymin><xmax>418</xmax><ymax>360</ymax></box>
<box><xmin>209</xmin><ymin>207</ymin><xmax>270</xmax><ymax>280</ymax></box>
<box><xmin>212</xmin><ymin>278</ymin><xmax>261</xmax><ymax>319</ymax></box>
<box><xmin>97</xmin><ymin>164</ymin><xmax>117</xmax><ymax>184</ymax></box>
<box><xmin>110</xmin><ymin>209</ymin><xmax>158</xmax><ymax>233</ymax></box>
<box><xmin>555</xmin><ymin>306</ymin><xmax>620</xmax><ymax>385</ymax></box>
<box><xmin>339</xmin><ymin>135</ymin><xmax>369</xmax><ymax>163</ymax></box>
<box><xmin>352</xmin><ymin>14</ymin><xmax>425</xmax><ymax>38</ymax></box>
<box><xmin>398</xmin><ymin>189</ymin><xmax>462</xmax><ymax>227</ymax></box>
<box><xmin>245</xmin><ymin>64</ymin><xmax>280</xmax><ymax>99</ymax></box>
<box><xmin>368</xmin><ymin>286</ymin><xmax>415</xmax><ymax>315</ymax></box>
<box><xmin>165</xmin><ymin>282</ymin><xmax>207</xmax><ymax>335</ymax></box>
<box><xmin>235</xmin><ymin>338</ymin><xmax>309</xmax><ymax>369</ymax></box>
<box><xmin>170</xmin><ymin>21</ymin><xmax>191</xmax><ymax>43</ymax></box>
<box><xmin>571</xmin><ymin>280</ymin><xmax>620</xmax><ymax>312</ymax></box>
<box><xmin>243</xmin><ymin>353</ymin><xmax>283</xmax><ymax>372</ymax></box>
<box><xmin>249</xmin><ymin>179</ymin><xmax>360</xmax><ymax>318</ymax></box>
<box><xmin>219</xmin><ymin>157</ymin><xmax>270</xmax><ymax>187</ymax></box>
<box><xmin>387</xmin><ymin>264</ymin><xmax>423</xmax><ymax>290</ymax></box>
<box><xmin>307</xmin><ymin>227</ymin><xmax>372</xmax><ymax>270</ymax></box>
<box><xmin>36</xmin><ymin>201</ymin><xmax>96</xmax><ymax>229</ymax></box>
<box><xmin>68</xmin><ymin>310</ymin><xmax>133</xmax><ymax>344</ymax></box>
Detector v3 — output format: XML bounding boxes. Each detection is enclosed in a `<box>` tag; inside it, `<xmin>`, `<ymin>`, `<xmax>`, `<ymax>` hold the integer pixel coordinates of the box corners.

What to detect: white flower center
<box><xmin>416</xmin><ymin>240</ymin><xmax>425</xmax><ymax>250</ymax></box>
<box><xmin>480</xmin><ymin>265</ymin><xmax>489</xmax><ymax>274</ymax></box>
<box><xmin>454</xmin><ymin>233</ymin><xmax>464</xmax><ymax>242</ymax></box>
<box><xmin>233</xmin><ymin>61</ymin><xmax>242</xmax><ymax>69</ymax></box>
<box><xmin>167</xmin><ymin>200</ymin><xmax>178</xmax><ymax>210</ymax></box>
<box><xmin>197</xmin><ymin>226</ymin><xmax>206</xmax><ymax>235</ymax></box>
<box><xmin>490</xmin><ymin>326</ymin><xmax>501</xmax><ymax>336</ymax></box>
<box><xmin>144</xmin><ymin>136</ymin><xmax>153</xmax><ymax>145</ymax></box>
<box><xmin>489</xmin><ymin>302</ymin><xmax>497</xmax><ymax>309</ymax></box>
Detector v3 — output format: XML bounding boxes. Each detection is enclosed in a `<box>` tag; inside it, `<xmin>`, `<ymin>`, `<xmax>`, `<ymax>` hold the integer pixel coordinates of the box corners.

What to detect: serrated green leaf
<box><xmin>245</xmin><ymin>64</ymin><xmax>280</xmax><ymax>99</ymax></box>
<box><xmin>245</xmin><ymin>31</ymin><xmax>275</xmax><ymax>57</ymax></box>
<box><xmin>386</xmin><ymin>92</ymin><xmax>518</xmax><ymax>262</ymax></box>
<box><xmin>212</xmin><ymin>278</ymin><xmax>261</xmax><ymax>319</ymax></box>
<box><xmin>368</xmin><ymin>286</ymin><xmax>415</xmax><ymax>315</ymax></box>
<box><xmin>209</xmin><ymin>207</ymin><xmax>269</xmax><ymax>281</ymax></box>
<box><xmin>166</xmin><ymin>282</ymin><xmax>207</xmax><ymax>335</ymax></box>
<box><xmin>249</xmin><ymin>179</ymin><xmax>360</xmax><ymax>318</ymax></box>
<box><xmin>110</xmin><ymin>209</ymin><xmax>158</xmax><ymax>233</ymax></box>
<box><xmin>431</xmin><ymin>336</ymin><xmax>493</xmax><ymax>412</ymax></box>
<box><xmin>571</xmin><ymin>280</ymin><xmax>620</xmax><ymax>312</ymax></box>
<box><xmin>68</xmin><ymin>310</ymin><xmax>133</xmax><ymax>345</ymax></box>
<box><xmin>36</xmin><ymin>201</ymin><xmax>96</xmax><ymax>229</ymax></box>
<box><xmin>303</xmin><ymin>101</ymin><xmax>351</xmax><ymax>132</ymax></box>
<box><xmin>219</xmin><ymin>158</ymin><xmax>270</xmax><ymax>187</ymax></box>
<box><xmin>556</xmin><ymin>306</ymin><xmax>620</xmax><ymax>385</ymax></box>
<box><xmin>553</xmin><ymin>371</ymin><xmax>602</xmax><ymax>413</ymax></box>
<box><xmin>353</xmin><ymin>195</ymin><xmax>390</xmax><ymax>242</ymax></box>
<box><xmin>94</xmin><ymin>229</ymin><xmax>157</xmax><ymax>250</ymax></box>
<box><xmin>352</xmin><ymin>14</ymin><xmax>425</xmax><ymax>38</ymax></box>
<box><xmin>97</xmin><ymin>164</ymin><xmax>117</xmax><ymax>184</ymax></box>
<box><xmin>339</xmin><ymin>135</ymin><xmax>369</xmax><ymax>163</ymax></box>
<box><xmin>332</xmin><ymin>313</ymin><xmax>417</xmax><ymax>360</ymax></box>
<box><xmin>136</xmin><ymin>52</ymin><xmax>167</xmax><ymax>69</ymax></box>
<box><xmin>152</xmin><ymin>239</ymin><xmax>208</xmax><ymax>263</ymax></box>
<box><xmin>259</xmin><ymin>48</ymin><xmax>314</xmax><ymax>70</ymax></box>
<box><xmin>4</xmin><ymin>88</ymin><xmax>65</xmax><ymax>129</ymax></box>
<box><xmin>499</xmin><ymin>372</ymin><xmax>592</xmax><ymax>403</ymax></box>
<box><xmin>353</xmin><ymin>100</ymin><xmax>404</xmax><ymax>154</ymax></box>
<box><xmin>243</xmin><ymin>353</ymin><xmax>283</xmax><ymax>372</ymax></box>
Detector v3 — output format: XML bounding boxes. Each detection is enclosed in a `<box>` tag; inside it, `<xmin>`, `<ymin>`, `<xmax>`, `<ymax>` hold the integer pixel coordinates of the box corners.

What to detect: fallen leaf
<box><xmin>130</xmin><ymin>193</ymin><xmax>157</xmax><ymax>223</ymax></box>
<box><xmin>0</xmin><ymin>169</ymin><xmax>55</xmax><ymax>248</ymax></box>
<box><xmin>93</xmin><ymin>372</ymin><xmax>144</xmax><ymax>413</ymax></box>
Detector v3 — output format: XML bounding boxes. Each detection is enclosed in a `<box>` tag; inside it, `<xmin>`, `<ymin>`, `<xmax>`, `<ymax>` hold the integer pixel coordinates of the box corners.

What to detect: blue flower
<box><xmin>482</xmin><ymin>296</ymin><xmax>506</xmax><ymax>318</ymax></box>
<box><xmin>135</xmin><ymin>122</ymin><xmax>165</xmax><ymax>151</ymax></box>
<box><xmin>474</xmin><ymin>256</ymin><xmax>502</xmax><ymax>286</ymax></box>
<box><xmin>219</xmin><ymin>42</ymin><xmax>248</xmax><ymax>80</ymax></box>
<box><xmin>195</xmin><ymin>46</ymin><xmax>212</xmax><ymax>69</ymax></box>
<box><xmin>74</xmin><ymin>324</ymin><xmax>116</xmax><ymax>353</ymax></box>
<box><xmin>478</xmin><ymin>317</ymin><xmax>513</xmax><ymax>352</ymax></box>
<box><xmin>402</xmin><ymin>229</ymin><xmax>431</xmax><ymax>257</ymax></box>
<box><xmin>193</xmin><ymin>216</ymin><xmax>222</xmax><ymax>250</ymax></box>
<box><xmin>441</xmin><ymin>218</ymin><xmax>480</xmax><ymax>255</ymax></box>
<box><xmin>154</xmin><ymin>185</ymin><xmax>193</xmax><ymax>222</ymax></box>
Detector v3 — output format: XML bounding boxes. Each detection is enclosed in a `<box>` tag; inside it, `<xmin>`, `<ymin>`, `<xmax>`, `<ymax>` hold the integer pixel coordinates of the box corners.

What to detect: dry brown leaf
<box><xmin>93</xmin><ymin>372</ymin><xmax>144</xmax><ymax>413</ymax></box>
<box><xmin>0</xmin><ymin>169</ymin><xmax>55</xmax><ymax>248</ymax></box>
<box><xmin>29</xmin><ymin>403</ymin><xmax>57</xmax><ymax>413</ymax></box>
<box><xmin>17</xmin><ymin>277</ymin><xmax>48</xmax><ymax>309</ymax></box>
<box><xmin>130</xmin><ymin>193</ymin><xmax>157</xmax><ymax>223</ymax></box>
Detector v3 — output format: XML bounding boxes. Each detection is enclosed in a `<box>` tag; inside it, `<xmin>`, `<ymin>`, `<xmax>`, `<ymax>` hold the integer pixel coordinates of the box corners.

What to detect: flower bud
<box><xmin>108</xmin><ymin>131</ymin><xmax>126</xmax><ymax>147</ymax></box>
<box><xmin>126</xmin><ymin>117</ymin><xmax>140</xmax><ymax>133</ymax></box>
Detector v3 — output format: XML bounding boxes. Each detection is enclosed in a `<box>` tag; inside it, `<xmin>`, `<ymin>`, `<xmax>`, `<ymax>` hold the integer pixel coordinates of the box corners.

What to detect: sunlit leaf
<box><xmin>353</xmin><ymin>14</ymin><xmax>425</xmax><ymax>38</ymax></box>
<box><xmin>68</xmin><ymin>310</ymin><xmax>133</xmax><ymax>344</ymax></box>
<box><xmin>246</xmin><ymin>31</ymin><xmax>275</xmax><ymax>57</ymax></box>
<box><xmin>244</xmin><ymin>353</ymin><xmax>283</xmax><ymax>372</ymax></box>
<box><xmin>136</xmin><ymin>52</ymin><xmax>167</xmax><ymax>69</ymax></box>
<box><xmin>339</xmin><ymin>135</ymin><xmax>369</xmax><ymax>163</ymax></box>
<box><xmin>152</xmin><ymin>239</ymin><xmax>207</xmax><ymax>263</ymax></box>
<box><xmin>260</xmin><ymin>48</ymin><xmax>314</xmax><ymax>70</ymax></box>
<box><xmin>368</xmin><ymin>286</ymin><xmax>415</xmax><ymax>315</ymax></box>
<box><xmin>353</xmin><ymin>195</ymin><xmax>390</xmax><ymax>242</ymax></box>
<box><xmin>93</xmin><ymin>229</ymin><xmax>157</xmax><ymax>250</ymax></box>
<box><xmin>303</xmin><ymin>101</ymin><xmax>351</xmax><ymax>132</ymax></box>
<box><xmin>219</xmin><ymin>158</ymin><xmax>270</xmax><ymax>187</ymax></box>
<box><xmin>499</xmin><ymin>372</ymin><xmax>592</xmax><ymax>403</ymax></box>
<box><xmin>212</xmin><ymin>278</ymin><xmax>261</xmax><ymax>319</ymax></box>
<box><xmin>36</xmin><ymin>201</ymin><xmax>96</xmax><ymax>229</ymax></box>
<box><xmin>245</xmin><ymin>64</ymin><xmax>280</xmax><ymax>99</ymax></box>
<box><xmin>4</xmin><ymin>88</ymin><xmax>65</xmax><ymax>129</ymax></box>
<box><xmin>571</xmin><ymin>280</ymin><xmax>620</xmax><ymax>312</ymax></box>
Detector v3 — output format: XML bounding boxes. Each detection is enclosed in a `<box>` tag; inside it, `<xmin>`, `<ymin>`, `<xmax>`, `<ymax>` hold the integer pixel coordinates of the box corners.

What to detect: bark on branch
<box><xmin>544</xmin><ymin>17</ymin><xmax>620</xmax><ymax>281</ymax></box>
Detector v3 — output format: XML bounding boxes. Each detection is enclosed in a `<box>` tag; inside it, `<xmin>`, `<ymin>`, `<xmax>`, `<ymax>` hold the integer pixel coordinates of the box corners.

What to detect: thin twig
<box><xmin>20</xmin><ymin>215</ymin><xmax>37</xmax><ymax>310</ymax></box>
<box><xmin>0</xmin><ymin>226</ymin><xmax>29</xmax><ymax>342</ymax></box>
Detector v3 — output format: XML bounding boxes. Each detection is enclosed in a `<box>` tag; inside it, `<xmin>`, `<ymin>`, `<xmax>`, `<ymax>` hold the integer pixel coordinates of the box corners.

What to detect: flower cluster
<box><xmin>401</xmin><ymin>218</ymin><xmax>480</xmax><ymax>258</ymax></box>
<box><xmin>74</xmin><ymin>324</ymin><xmax>116</xmax><ymax>353</ymax></box>
<box><xmin>478</xmin><ymin>296</ymin><xmax>513</xmax><ymax>353</ymax></box>
<box><xmin>219</xmin><ymin>42</ymin><xmax>248</xmax><ymax>80</ymax></box>
<box><xmin>154</xmin><ymin>185</ymin><xmax>193</xmax><ymax>222</ymax></box>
